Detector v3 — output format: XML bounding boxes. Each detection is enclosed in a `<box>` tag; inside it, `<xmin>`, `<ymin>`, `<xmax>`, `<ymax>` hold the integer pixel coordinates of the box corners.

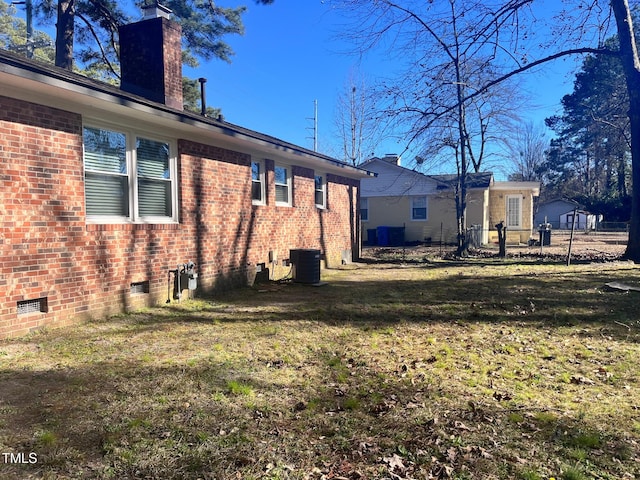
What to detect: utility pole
<box><xmin>12</xmin><ymin>0</ymin><xmax>32</xmax><ymax>57</ymax></box>
<box><xmin>306</xmin><ymin>99</ymin><xmax>318</xmax><ymax>152</ymax></box>
<box><xmin>12</xmin><ymin>0</ymin><xmax>49</xmax><ymax>58</ymax></box>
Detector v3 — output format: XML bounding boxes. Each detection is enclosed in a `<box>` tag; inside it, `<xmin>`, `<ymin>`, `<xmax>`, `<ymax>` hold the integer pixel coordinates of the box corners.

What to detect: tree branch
<box><xmin>397</xmin><ymin>46</ymin><xmax>620</xmax><ymax>155</ymax></box>
<box><xmin>75</xmin><ymin>11</ymin><xmax>118</xmax><ymax>78</ymax></box>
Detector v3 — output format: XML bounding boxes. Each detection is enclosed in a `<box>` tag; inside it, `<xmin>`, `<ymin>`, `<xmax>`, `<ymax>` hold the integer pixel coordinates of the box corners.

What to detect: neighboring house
<box><xmin>535</xmin><ymin>198</ymin><xmax>598</xmax><ymax>230</ymax></box>
<box><xmin>486</xmin><ymin>180</ymin><xmax>541</xmax><ymax>244</ymax></box>
<box><xmin>0</xmin><ymin>7</ymin><xmax>371</xmax><ymax>338</ymax></box>
<box><xmin>361</xmin><ymin>156</ymin><xmax>540</xmax><ymax>246</ymax></box>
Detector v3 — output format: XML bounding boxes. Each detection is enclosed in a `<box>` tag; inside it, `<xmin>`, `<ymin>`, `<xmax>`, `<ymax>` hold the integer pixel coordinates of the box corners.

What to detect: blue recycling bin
<box><xmin>377</xmin><ymin>226</ymin><xmax>405</xmax><ymax>246</ymax></box>
<box><xmin>377</xmin><ymin>226</ymin><xmax>390</xmax><ymax>246</ymax></box>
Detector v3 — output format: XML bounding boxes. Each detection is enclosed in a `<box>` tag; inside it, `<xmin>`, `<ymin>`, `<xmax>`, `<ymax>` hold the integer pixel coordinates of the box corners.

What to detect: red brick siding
<box><xmin>119</xmin><ymin>17</ymin><xmax>183</xmax><ymax>110</ymax></box>
<box><xmin>160</xmin><ymin>18</ymin><xmax>183</xmax><ymax>110</ymax></box>
<box><xmin>1</xmin><ymin>96</ymin><xmax>86</xmax><ymax>337</ymax></box>
<box><xmin>0</xmin><ymin>96</ymin><xmax>360</xmax><ymax>338</ymax></box>
<box><xmin>178</xmin><ymin>141</ymin><xmax>359</xmax><ymax>288</ymax></box>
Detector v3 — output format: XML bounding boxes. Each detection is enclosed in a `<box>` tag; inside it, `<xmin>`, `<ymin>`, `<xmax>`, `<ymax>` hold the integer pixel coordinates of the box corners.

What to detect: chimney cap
<box><xmin>383</xmin><ymin>153</ymin><xmax>401</xmax><ymax>166</ymax></box>
<box><xmin>142</xmin><ymin>1</ymin><xmax>172</xmax><ymax>20</ymax></box>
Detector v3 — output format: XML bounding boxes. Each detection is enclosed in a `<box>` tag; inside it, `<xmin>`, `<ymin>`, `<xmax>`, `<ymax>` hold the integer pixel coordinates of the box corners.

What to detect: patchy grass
<box><xmin>1</xmin><ymin>256</ymin><xmax>640</xmax><ymax>479</ymax></box>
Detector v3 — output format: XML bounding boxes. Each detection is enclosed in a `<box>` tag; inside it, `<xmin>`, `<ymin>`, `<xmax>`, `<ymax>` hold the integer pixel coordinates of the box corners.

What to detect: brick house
<box><xmin>0</xmin><ymin>8</ymin><xmax>371</xmax><ymax>338</ymax></box>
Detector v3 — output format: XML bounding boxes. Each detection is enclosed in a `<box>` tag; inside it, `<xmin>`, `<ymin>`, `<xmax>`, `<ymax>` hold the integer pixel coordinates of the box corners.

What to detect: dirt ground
<box><xmin>364</xmin><ymin>231</ymin><xmax>629</xmax><ymax>263</ymax></box>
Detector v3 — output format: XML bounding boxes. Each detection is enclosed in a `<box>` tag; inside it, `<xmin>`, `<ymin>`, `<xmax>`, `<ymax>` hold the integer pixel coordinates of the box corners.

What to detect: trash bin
<box><xmin>388</xmin><ymin>227</ymin><xmax>405</xmax><ymax>246</ymax></box>
<box><xmin>538</xmin><ymin>223</ymin><xmax>551</xmax><ymax>246</ymax></box>
<box><xmin>377</xmin><ymin>226</ymin><xmax>405</xmax><ymax>247</ymax></box>
<box><xmin>367</xmin><ymin>228</ymin><xmax>377</xmax><ymax>246</ymax></box>
<box><xmin>377</xmin><ymin>226</ymin><xmax>390</xmax><ymax>246</ymax></box>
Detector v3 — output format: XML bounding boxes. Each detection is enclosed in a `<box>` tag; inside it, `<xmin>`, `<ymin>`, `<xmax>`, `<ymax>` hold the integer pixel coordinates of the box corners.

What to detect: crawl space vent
<box><xmin>130</xmin><ymin>281</ymin><xmax>150</xmax><ymax>294</ymax></box>
<box><xmin>17</xmin><ymin>298</ymin><xmax>48</xmax><ymax>315</ymax></box>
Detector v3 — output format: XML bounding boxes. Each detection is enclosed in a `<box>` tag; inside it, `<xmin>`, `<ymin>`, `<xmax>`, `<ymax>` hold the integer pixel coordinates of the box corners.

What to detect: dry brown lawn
<box><xmin>1</xmin><ymin>238</ymin><xmax>639</xmax><ymax>480</ymax></box>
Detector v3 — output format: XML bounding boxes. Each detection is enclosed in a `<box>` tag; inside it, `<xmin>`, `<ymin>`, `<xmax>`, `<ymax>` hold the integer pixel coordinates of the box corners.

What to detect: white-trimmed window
<box><xmin>314</xmin><ymin>174</ymin><xmax>326</xmax><ymax>209</ymax></box>
<box><xmin>251</xmin><ymin>160</ymin><xmax>265</xmax><ymax>205</ymax></box>
<box><xmin>360</xmin><ymin>197</ymin><xmax>369</xmax><ymax>221</ymax></box>
<box><xmin>274</xmin><ymin>165</ymin><xmax>291</xmax><ymax>206</ymax></box>
<box><xmin>83</xmin><ymin>125</ymin><xmax>176</xmax><ymax>222</ymax></box>
<box><xmin>411</xmin><ymin>196</ymin><xmax>427</xmax><ymax>221</ymax></box>
<box><xmin>506</xmin><ymin>195</ymin><xmax>522</xmax><ymax>228</ymax></box>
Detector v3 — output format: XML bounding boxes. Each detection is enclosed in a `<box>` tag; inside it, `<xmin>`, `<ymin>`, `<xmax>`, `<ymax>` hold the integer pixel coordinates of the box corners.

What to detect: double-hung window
<box><xmin>360</xmin><ymin>197</ymin><xmax>369</xmax><ymax>222</ymax></box>
<box><xmin>411</xmin><ymin>196</ymin><xmax>427</xmax><ymax>221</ymax></box>
<box><xmin>83</xmin><ymin>125</ymin><xmax>176</xmax><ymax>222</ymax></box>
<box><xmin>84</xmin><ymin>127</ymin><xmax>129</xmax><ymax>217</ymax></box>
<box><xmin>251</xmin><ymin>161</ymin><xmax>265</xmax><ymax>205</ymax></box>
<box><xmin>314</xmin><ymin>174</ymin><xmax>326</xmax><ymax>209</ymax></box>
<box><xmin>506</xmin><ymin>195</ymin><xmax>522</xmax><ymax>228</ymax></box>
<box><xmin>274</xmin><ymin>165</ymin><xmax>291</xmax><ymax>206</ymax></box>
<box><xmin>136</xmin><ymin>137</ymin><xmax>173</xmax><ymax>217</ymax></box>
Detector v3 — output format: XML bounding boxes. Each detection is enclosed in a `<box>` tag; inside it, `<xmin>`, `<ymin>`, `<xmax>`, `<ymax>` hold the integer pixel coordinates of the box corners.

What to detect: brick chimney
<box><xmin>119</xmin><ymin>2</ymin><xmax>183</xmax><ymax>110</ymax></box>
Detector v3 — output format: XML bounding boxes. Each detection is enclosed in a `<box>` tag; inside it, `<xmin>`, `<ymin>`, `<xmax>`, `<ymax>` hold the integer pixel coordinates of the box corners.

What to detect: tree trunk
<box><xmin>611</xmin><ymin>0</ymin><xmax>640</xmax><ymax>262</ymax></box>
<box><xmin>55</xmin><ymin>0</ymin><xmax>75</xmax><ymax>70</ymax></box>
<box><xmin>618</xmin><ymin>152</ymin><xmax>628</xmax><ymax>198</ymax></box>
<box><xmin>455</xmin><ymin>66</ymin><xmax>468</xmax><ymax>256</ymax></box>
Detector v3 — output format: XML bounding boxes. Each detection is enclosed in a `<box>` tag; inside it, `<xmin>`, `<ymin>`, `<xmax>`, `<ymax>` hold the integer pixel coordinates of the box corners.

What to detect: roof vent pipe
<box><xmin>198</xmin><ymin>77</ymin><xmax>207</xmax><ymax>116</ymax></box>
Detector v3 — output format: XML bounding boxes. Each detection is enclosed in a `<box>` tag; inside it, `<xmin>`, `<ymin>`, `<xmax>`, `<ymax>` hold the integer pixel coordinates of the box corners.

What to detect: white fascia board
<box><xmin>491</xmin><ymin>181</ymin><xmax>541</xmax><ymax>196</ymax></box>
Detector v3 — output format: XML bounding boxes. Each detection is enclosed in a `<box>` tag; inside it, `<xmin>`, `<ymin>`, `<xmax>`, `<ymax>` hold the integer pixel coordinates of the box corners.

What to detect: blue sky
<box><xmin>183</xmin><ymin>0</ymin><xmax>350</xmax><ymax>155</ymax></box>
<box><xmin>182</xmin><ymin>0</ymin><xmax>580</xmax><ymax>170</ymax></box>
<box><xmin>10</xmin><ymin>0</ymin><xmax>583</xmax><ymax>174</ymax></box>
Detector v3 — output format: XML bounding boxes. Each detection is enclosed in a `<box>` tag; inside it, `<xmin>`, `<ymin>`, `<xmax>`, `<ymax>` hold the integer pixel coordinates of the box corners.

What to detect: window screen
<box><xmin>83</xmin><ymin>125</ymin><xmax>175</xmax><ymax>221</ymax></box>
<box><xmin>137</xmin><ymin>138</ymin><xmax>171</xmax><ymax>217</ymax></box>
<box><xmin>412</xmin><ymin>196</ymin><xmax>427</xmax><ymax>220</ymax></box>
<box><xmin>361</xmin><ymin>197</ymin><xmax>369</xmax><ymax>221</ymax></box>
<box><xmin>83</xmin><ymin>127</ymin><xmax>129</xmax><ymax>216</ymax></box>
<box><xmin>251</xmin><ymin>161</ymin><xmax>263</xmax><ymax>202</ymax></box>
<box><xmin>315</xmin><ymin>175</ymin><xmax>326</xmax><ymax>207</ymax></box>
<box><xmin>275</xmin><ymin>165</ymin><xmax>289</xmax><ymax>204</ymax></box>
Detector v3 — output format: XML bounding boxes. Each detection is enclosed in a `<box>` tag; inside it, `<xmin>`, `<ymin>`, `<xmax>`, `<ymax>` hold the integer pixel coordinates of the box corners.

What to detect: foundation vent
<box><xmin>17</xmin><ymin>297</ymin><xmax>48</xmax><ymax>315</ymax></box>
<box><xmin>130</xmin><ymin>281</ymin><xmax>150</xmax><ymax>294</ymax></box>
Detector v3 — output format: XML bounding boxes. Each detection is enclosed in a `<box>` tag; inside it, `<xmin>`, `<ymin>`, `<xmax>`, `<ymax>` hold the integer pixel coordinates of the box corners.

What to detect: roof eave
<box><xmin>491</xmin><ymin>181</ymin><xmax>541</xmax><ymax>196</ymax></box>
<box><xmin>0</xmin><ymin>50</ymin><xmax>374</xmax><ymax>179</ymax></box>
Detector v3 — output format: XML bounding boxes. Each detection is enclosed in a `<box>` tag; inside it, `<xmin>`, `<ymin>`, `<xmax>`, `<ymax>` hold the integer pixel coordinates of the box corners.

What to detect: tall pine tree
<box><xmin>544</xmin><ymin>35</ymin><xmax>632</xmax><ymax>222</ymax></box>
<box><xmin>36</xmin><ymin>1</ymin><xmax>273</xmax><ymax>74</ymax></box>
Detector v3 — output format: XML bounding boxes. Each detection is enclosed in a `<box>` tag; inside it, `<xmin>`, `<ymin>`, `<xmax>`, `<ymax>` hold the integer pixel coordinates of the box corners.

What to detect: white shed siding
<box><xmin>559</xmin><ymin>210</ymin><xmax>597</xmax><ymax>230</ymax></box>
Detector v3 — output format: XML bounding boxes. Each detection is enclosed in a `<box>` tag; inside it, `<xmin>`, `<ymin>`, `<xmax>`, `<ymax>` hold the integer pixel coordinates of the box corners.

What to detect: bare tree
<box><xmin>333</xmin><ymin>0</ymin><xmax>532</xmax><ymax>254</ymax></box>
<box><xmin>506</xmin><ymin>120</ymin><xmax>547</xmax><ymax>182</ymax></box>
<box><xmin>332</xmin><ymin>0</ymin><xmax>640</xmax><ymax>260</ymax></box>
<box><xmin>334</xmin><ymin>69</ymin><xmax>382</xmax><ymax>165</ymax></box>
<box><xmin>414</xmin><ymin>66</ymin><xmax>522</xmax><ymax>175</ymax></box>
